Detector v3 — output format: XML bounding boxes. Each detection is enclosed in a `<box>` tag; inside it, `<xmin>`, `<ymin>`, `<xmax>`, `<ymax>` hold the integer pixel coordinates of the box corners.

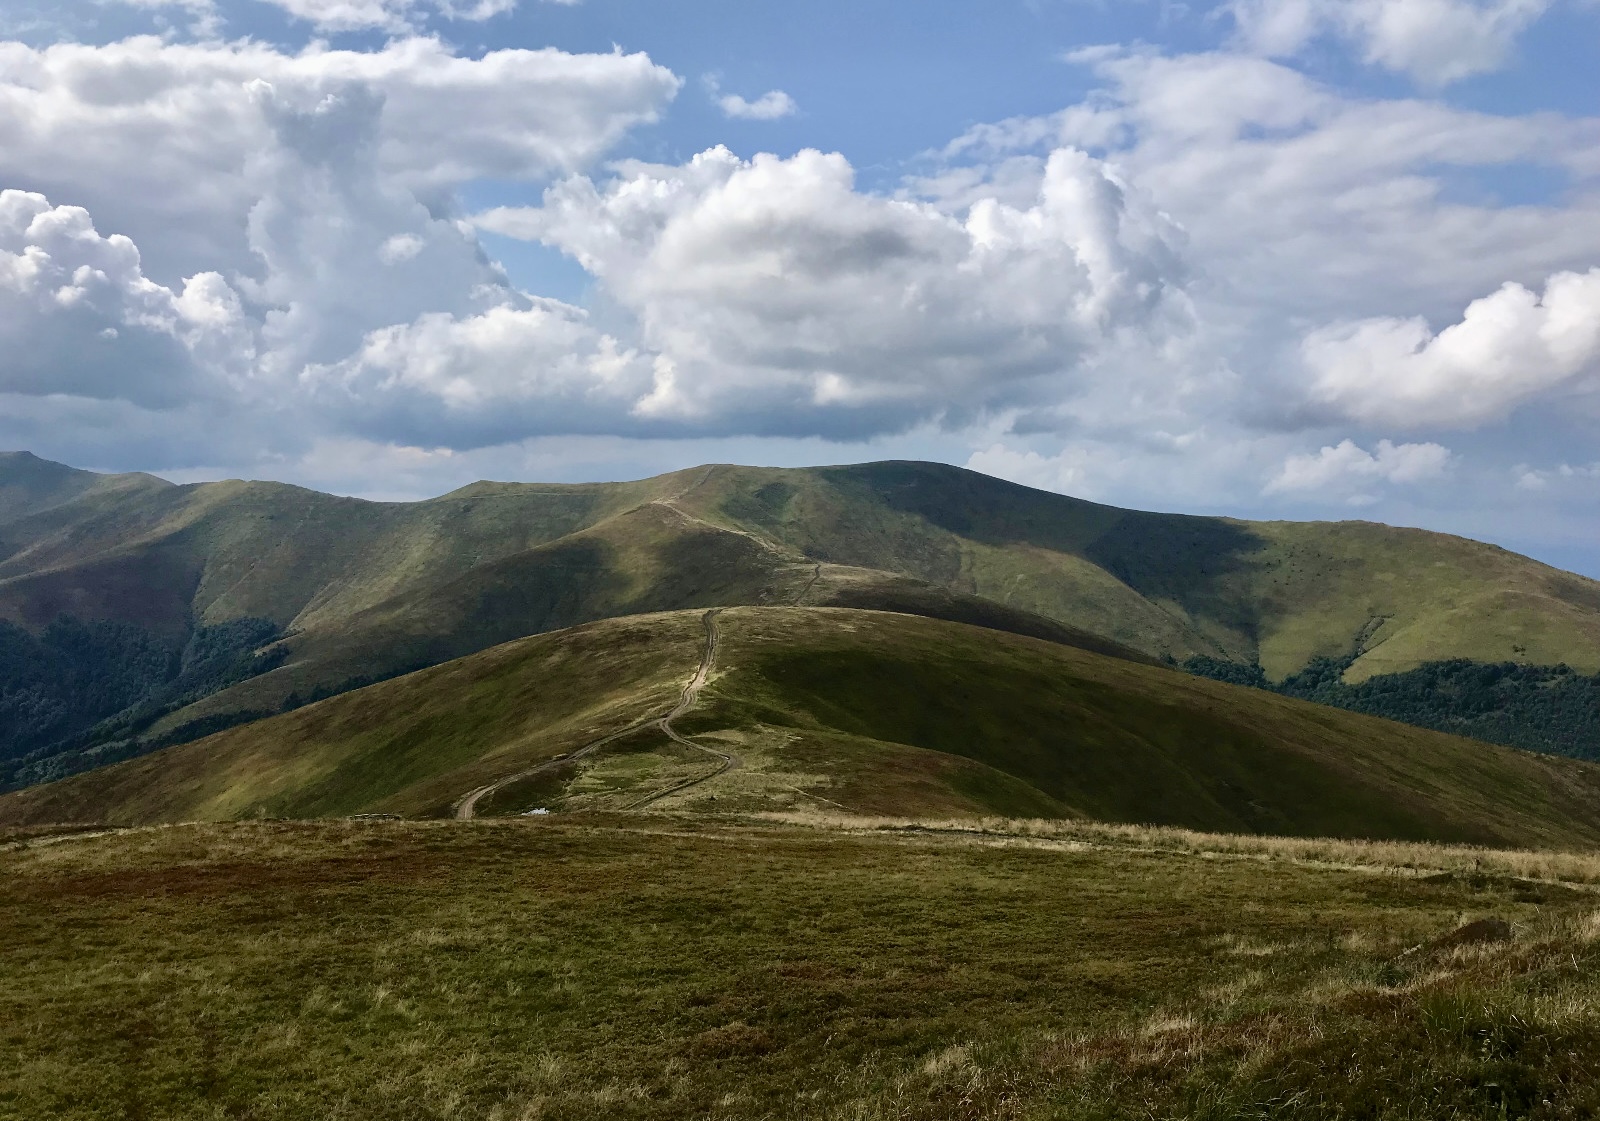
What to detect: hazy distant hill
<box><xmin>5</xmin><ymin>450</ymin><xmax>1600</xmax><ymax>785</ymax></box>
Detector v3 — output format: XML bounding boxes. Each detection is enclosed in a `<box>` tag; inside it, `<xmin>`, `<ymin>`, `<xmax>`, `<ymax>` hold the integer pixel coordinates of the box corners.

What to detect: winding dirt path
<box><xmin>453</xmin><ymin>719</ymin><xmax>648</xmax><ymax>820</ymax></box>
<box><xmin>794</xmin><ymin>563</ymin><xmax>823</xmax><ymax>605</ymax></box>
<box><xmin>625</xmin><ymin>609</ymin><xmax>740</xmax><ymax>810</ymax></box>
<box><xmin>453</xmin><ymin>609</ymin><xmax>735</xmax><ymax>820</ymax></box>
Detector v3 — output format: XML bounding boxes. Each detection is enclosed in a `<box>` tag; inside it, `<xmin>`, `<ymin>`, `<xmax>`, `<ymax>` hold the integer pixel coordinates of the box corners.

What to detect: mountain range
<box><xmin>8</xmin><ymin>606</ymin><xmax>1600</xmax><ymax>849</ymax></box>
<box><xmin>6</xmin><ymin>449</ymin><xmax>1600</xmax><ymax>791</ymax></box>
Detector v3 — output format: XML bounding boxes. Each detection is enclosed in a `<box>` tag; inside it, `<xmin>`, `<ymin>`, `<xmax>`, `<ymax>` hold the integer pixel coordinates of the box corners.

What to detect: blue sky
<box><xmin>2</xmin><ymin>0</ymin><xmax>1599</xmax><ymax>574</ymax></box>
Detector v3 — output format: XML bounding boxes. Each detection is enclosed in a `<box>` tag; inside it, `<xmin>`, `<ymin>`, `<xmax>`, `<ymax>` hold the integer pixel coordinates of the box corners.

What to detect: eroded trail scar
<box><xmin>626</xmin><ymin>609</ymin><xmax>739</xmax><ymax>810</ymax></box>
<box><xmin>453</xmin><ymin>609</ymin><xmax>733</xmax><ymax>820</ymax></box>
<box><xmin>794</xmin><ymin>563</ymin><xmax>823</xmax><ymax>606</ymax></box>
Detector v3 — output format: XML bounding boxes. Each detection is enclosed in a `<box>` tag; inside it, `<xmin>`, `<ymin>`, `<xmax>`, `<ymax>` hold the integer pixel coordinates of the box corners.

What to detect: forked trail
<box><xmin>453</xmin><ymin>609</ymin><xmax>734</xmax><ymax>820</ymax></box>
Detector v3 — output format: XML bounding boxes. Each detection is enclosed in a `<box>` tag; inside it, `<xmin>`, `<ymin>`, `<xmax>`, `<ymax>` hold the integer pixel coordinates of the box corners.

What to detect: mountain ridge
<box><xmin>8</xmin><ymin>606</ymin><xmax>1600</xmax><ymax>851</ymax></box>
<box><xmin>5</xmin><ymin>451</ymin><xmax>1600</xmax><ymax>787</ymax></box>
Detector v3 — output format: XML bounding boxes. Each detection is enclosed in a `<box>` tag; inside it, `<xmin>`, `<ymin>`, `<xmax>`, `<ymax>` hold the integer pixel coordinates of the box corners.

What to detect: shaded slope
<box><xmin>811</xmin><ymin>566</ymin><xmax>1152</xmax><ymax>663</ymax></box>
<box><xmin>0</xmin><ymin>615</ymin><xmax>286</xmax><ymax>790</ymax></box>
<box><xmin>0</xmin><ymin>461</ymin><xmax>724</xmax><ymax>649</ymax></box>
<box><xmin>11</xmin><ymin>453</ymin><xmax>1600</xmax><ymax>689</ymax></box>
<box><xmin>0</xmin><ymin>450</ymin><xmax>173</xmax><ymax>527</ymax></box>
<box><xmin>161</xmin><ymin>506</ymin><xmax>1141</xmax><ymax>736</ymax></box>
<box><xmin>683</xmin><ymin>610</ymin><xmax>1600</xmax><ymax>846</ymax></box>
<box><xmin>0</xmin><ymin>457</ymin><xmax>1156</xmax><ymax>779</ymax></box>
<box><xmin>8</xmin><ymin>608</ymin><xmax>1600</xmax><ymax>849</ymax></box>
<box><xmin>1188</xmin><ymin>653</ymin><xmax>1600</xmax><ymax>762</ymax></box>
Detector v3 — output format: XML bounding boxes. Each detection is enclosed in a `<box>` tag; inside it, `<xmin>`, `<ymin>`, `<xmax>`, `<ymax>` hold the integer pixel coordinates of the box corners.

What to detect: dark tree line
<box><xmin>0</xmin><ymin>616</ymin><xmax>285</xmax><ymax>789</ymax></box>
<box><xmin>1185</xmin><ymin>653</ymin><xmax>1600</xmax><ymax>761</ymax></box>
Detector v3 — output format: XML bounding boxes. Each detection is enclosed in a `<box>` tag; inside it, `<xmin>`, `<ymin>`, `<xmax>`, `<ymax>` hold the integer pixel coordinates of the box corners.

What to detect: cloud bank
<box><xmin>0</xmin><ymin>32</ymin><xmax>1191</xmax><ymax>455</ymax></box>
<box><xmin>0</xmin><ymin>36</ymin><xmax>680</xmax><ymax>282</ymax></box>
<box><xmin>0</xmin><ymin>191</ymin><xmax>257</xmax><ymax>403</ymax></box>
<box><xmin>117</xmin><ymin>0</ymin><xmax>519</xmax><ymax>34</ymax></box>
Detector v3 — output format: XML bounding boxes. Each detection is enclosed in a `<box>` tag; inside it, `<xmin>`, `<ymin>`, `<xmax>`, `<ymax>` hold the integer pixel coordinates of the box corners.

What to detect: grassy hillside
<box><xmin>681</xmin><ymin>460</ymin><xmax>1600</xmax><ymax>680</ymax></box>
<box><xmin>0</xmin><ymin>450</ymin><xmax>173</xmax><ymax>526</ymax></box>
<box><xmin>7</xmin><ymin>452</ymin><xmax>1600</xmax><ymax>784</ymax></box>
<box><xmin>6</xmin><ymin>815</ymin><xmax>1600</xmax><ymax>1120</ymax></box>
<box><xmin>10</xmin><ymin>607</ymin><xmax>1600</xmax><ymax>849</ymax></box>
<box><xmin>684</xmin><ymin>611</ymin><xmax>1600</xmax><ymax>845</ymax></box>
<box><xmin>0</xmin><ymin>612</ymin><xmax>707</xmax><ymax>823</ymax></box>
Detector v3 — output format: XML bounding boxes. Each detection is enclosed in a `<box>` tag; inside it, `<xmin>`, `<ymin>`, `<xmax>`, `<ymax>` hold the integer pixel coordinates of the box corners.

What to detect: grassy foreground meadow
<box><xmin>6</xmin><ymin>814</ymin><xmax>1600</xmax><ymax>1120</ymax></box>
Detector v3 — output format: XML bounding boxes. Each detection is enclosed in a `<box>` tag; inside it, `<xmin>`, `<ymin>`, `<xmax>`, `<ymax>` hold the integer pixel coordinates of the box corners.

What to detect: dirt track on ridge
<box><xmin>624</xmin><ymin>609</ymin><xmax>740</xmax><ymax>810</ymax></box>
<box><xmin>453</xmin><ymin>609</ymin><xmax>735</xmax><ymax>820</ymax></box>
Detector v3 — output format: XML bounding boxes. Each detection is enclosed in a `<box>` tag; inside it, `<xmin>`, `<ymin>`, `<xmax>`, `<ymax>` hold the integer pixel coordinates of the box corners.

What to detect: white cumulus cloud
<box><xmin>1265</xmin><ymin>438</ymin><xmax>1453</xmax><ymax>494</ymax></box>
<box><xmin>301</xmin><ymin>300</ymin><xmax>654</xmax><ymax>446</ymax></box>
<box><xmin>943</xmin><ymin>47</ymin><xmax>1600</xmax><ymax>333</ymax></box>
<box><xmin>0</xmin><ymin>189</ymin><xmax>251</xmax><ymax>406</ymax></box>
<box><xmin>476</xmin><ymin>143</ymin><xmax>1190</xmax><ymax>436</ymax></box>
<box><xmin>717</xmin><ymin>89</ymin><xmax>798</xmax><ymax>121</ymax></box>
<box><xmin>240</xmin><ymin>81</ymin><xmax>511</xmax><ymax>378</ymax></box>
<box><xmin>0</xmin><ymin>36</ymin><xmax>681</xmax><ymax>283</ymax></box>
<box><xmin>1304</xmin><ymin>269</ymin><xmax>1600</xmax><ymax>429</ymax></box>
<box><xmin>0</xmin><ymin>33</ymin><xmax>685</xmax><ymax>457</ymax></box>
<box><xmin>1228</xmin><ymin>0</ymin><xmax>1551</xmax><ymax>85</ymax></box>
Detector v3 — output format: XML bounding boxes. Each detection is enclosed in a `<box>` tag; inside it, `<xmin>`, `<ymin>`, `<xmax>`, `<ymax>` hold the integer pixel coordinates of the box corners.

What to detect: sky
<box><xmin>2</xmin><ymin>0</ymin><xmax>1599</xmax><ymax>573</ymax></box>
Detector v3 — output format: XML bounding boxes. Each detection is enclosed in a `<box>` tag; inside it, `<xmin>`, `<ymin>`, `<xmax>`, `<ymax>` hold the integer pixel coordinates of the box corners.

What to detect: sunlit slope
<box><xmin>678</xmin><ymin>461</ymin><xmax>1600</xmax><ymax>678</ymax></box>
<box><xmin>683</xmin><ymin>609</ymin><xmax>1600</xmax><ymax>845</ymax></box>
<box><xmin>0</xmin><ymin>464</ymin><xmax>680</xmax><ymax>636</ymax></box>
<box><xmin>9</xmin><ymin>607</ymin><xmax>1600</xmax><ymax>847</ymax></box>
<box><xmin>168</xmin><ymin>518</ymin><xmax>1143</xmax><ymax>736</ymax></box>
<box><xmin>1245</xmin><ymin>520</ymin><xmax>1600</xmax><ymax>681</ymax></box>
<box><xmin>0</xmin><ymin>451</ymin><xmax>172</xmax><ymax>526</ymax></box>
<box><xmin>0</xmin><ymin>612</ymin><xmax>707</xmax><ymax>825</ymax></box>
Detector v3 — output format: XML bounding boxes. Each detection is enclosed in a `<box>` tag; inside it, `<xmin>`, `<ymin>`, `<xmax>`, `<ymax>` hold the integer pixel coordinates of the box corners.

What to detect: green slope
<box><xmin>6</xmin><ymin>452</ymin><xmax>1600</xmax><ymax>785</ymax></box>
<box><xmin>8</xmin><ymin>607</ymin><xmax>1600</xmax><ymax>849</ymax></box>
<box><xmin>0</xmin><ymin>611</ymin><xmax>706</xmax><ymax>824</ymax></box>
<box><xmin>0</xmin><ymin>450</ymin><xmax>174</xmax><ymax>526</ymax></box>
<box><xmin>680</xmin><ymin>460</ymin><xmax>1600</xmax><ymax>680</ymax></box>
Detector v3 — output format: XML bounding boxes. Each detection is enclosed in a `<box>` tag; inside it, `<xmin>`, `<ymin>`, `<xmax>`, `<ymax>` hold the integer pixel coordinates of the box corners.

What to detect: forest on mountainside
<box><xmin>1185</xmin><ymin>654</ymin><xmax>1600</xmax><ymax>761</ymax></box>
<box><xmin>0</xmin><ymin>616</ymin><xmax>285</xmax><ymax>790</ymax></box>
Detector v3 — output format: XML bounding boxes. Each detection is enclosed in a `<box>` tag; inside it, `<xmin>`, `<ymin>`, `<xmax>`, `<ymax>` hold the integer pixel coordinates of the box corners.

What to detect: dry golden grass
<box><xmin>755</xmin><ymin>809</ymin><xmax>1600</xmax><ymax>886</ymax></box>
